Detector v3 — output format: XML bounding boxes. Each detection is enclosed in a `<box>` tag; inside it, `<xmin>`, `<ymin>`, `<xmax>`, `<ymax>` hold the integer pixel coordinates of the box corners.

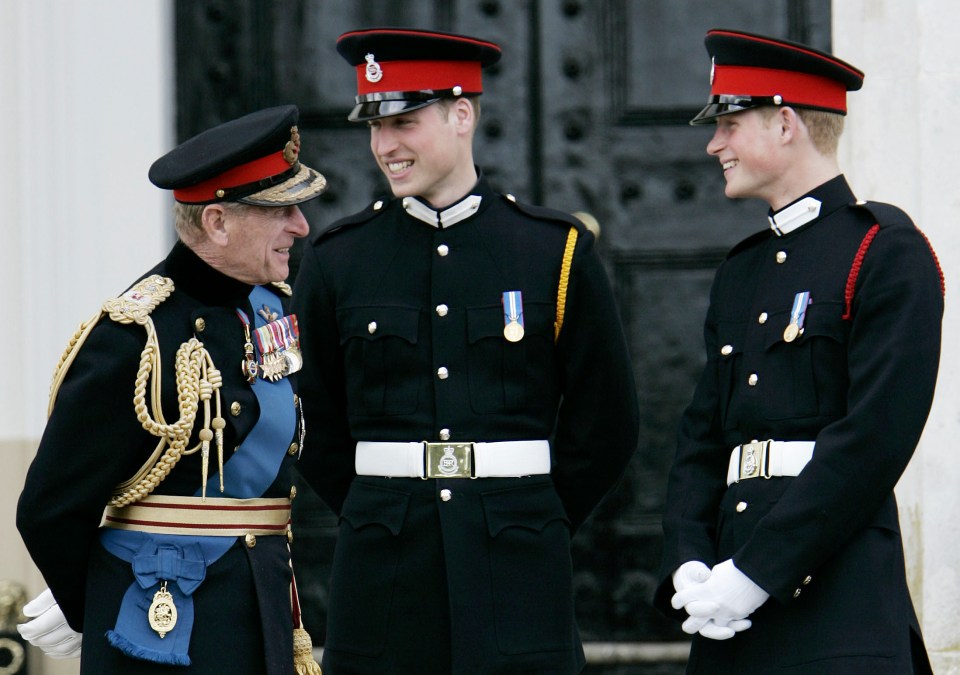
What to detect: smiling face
<box><xmin>706</xmin><ymin>108</ymin><xmax>790</xmax><ymax>207</ymax></box>
<box><xmin>212</xmin><ymin>203</ymin><xmax>310</xmax><ymax>284</ymax></box>
<box><xmin>368</xmin><ymin>100</ymin><xmax>478</xmax><ymax>208</ymax></box>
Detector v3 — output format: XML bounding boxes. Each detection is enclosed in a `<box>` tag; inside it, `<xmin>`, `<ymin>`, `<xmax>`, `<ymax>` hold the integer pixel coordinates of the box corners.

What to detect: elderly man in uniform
<box><xmin>292</xmin><ymin>28</ymin><xmax>640</xmax><ymax>675</ymax></box>
<box><xmin>656</xmin><ymin>30</ymin><xmax>942</xmax><ymax>674</ymax></box>
<box><xmin>17</xmin><ymin>105</ymin><xmax>327</xmax><ymax>674</ymax></box>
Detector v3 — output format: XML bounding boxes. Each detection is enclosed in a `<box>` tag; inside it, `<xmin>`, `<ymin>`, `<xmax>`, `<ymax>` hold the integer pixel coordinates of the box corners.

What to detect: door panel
<box><xmin>175</xmin><ymin>0</ymin><xmax>831</xmax><ymax>666</ymax></box>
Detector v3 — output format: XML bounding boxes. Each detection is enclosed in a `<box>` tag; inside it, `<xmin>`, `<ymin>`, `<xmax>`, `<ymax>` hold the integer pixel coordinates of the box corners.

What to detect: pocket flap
<box><xmin>340</xmin><ymin>481</ymin><xmax>410</xmax><ymax>535</ymax></box>
<box><xmin>337</xmin><ymin>305</ymin><xmax>420</xmax><ymax>346</ymax></box>
<box><xmin>481</xmin><ymin>483</ymin><xmax>569</xmax><ymax>537</ymax></box>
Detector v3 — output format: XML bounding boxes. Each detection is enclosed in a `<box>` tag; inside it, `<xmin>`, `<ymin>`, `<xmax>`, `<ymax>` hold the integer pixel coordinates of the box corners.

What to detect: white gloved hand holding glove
<box><xmin>17</xmin><ymin>588</ymin><xmax>82</xmax><ymax>659</ymax></box>
<box><xmin>672</xmin><ymin>559</ymin><xmax>769</xmax><ymax>640</ymax></box>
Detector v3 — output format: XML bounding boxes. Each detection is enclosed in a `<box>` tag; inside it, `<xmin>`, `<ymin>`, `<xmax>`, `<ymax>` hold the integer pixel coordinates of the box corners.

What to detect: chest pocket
<box><xmin>337</xmin><ymin>305</ymin><xmax>420</xmax><ymax>416</ymax></box>
<box><xmin>466</xmin><ymin>302</ymin><xmax>557</xmax><ymax>414</ymax></box>
<box><xmin>760</xmin><ymin>301</ymin><xmax>847</xmax><ymax>420</ymax></box>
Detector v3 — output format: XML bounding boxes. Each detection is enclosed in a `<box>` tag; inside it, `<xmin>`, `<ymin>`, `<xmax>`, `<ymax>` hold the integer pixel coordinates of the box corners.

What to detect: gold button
<box><xmin>437</xmin><ymin>367</ymin><xmax>449</xmax><ymax>380</ymax></box>
<box><xmin>245</xmin><ymin>534</ymin><xmax>257</xmax><ymax>548</ymax></box>
<box><xmin>439</xmin><ymin>428</ymin><xmax>451</xmax><ymax>441</ymax></box>
<box><xmin>803</xmin><ymin>575</ymin><xmax>812</xmax><ymax>585</ymax></box>
<box><xmin>721</xmin><ymin>344</ymin><xmax>733</xmax><ymax>356</ymax></box>
<box><xmin>289</xmin><ymin>485</ymin><xmax>298</xmax><ymax>500</ymax></box>
<box><xmin>776</xmin><ymin>251</ymin><xmax>787</xmax><ymax>263</ymax></box>
<box><xmin>736</xmin><ymin>501</ymin><xmax>748</xmax><ymax>512</ymax></box>
<box><xmin>437</xmin><ymin>244</ymin><xmax>449</xmax><ymax>257</ymax></box>
<box><xmin>436</xmin><ymin>304</ymin><xmax>449</xmax><ymax>317</ymax></box>
<box><xmin>230</xmin><ymin>401</ymin><xmax>242</xmax><ymax>416</ymax></box>
<box><xmin>440</xmin><ymin>489</ymin><xmax>452</xmax><ymax>502</ymax></box>
<box><xmin>287</xmin><ymin>528</ymin><xmax>294</xmax><ymax>543</ymax></box>
<box><xmin>452</xmin><ymin>85</ymin><xmax>463</xmax><ymax>96</ymax></box>
<box><xmin>748</xmin><ymin>373</ymin><xmax>759</xmax><ymax>386</ymax></box>
<box><xmin>216</xmin><ymin>188</ymin><xmax>226</xmax><ymax>198</ymax></box>
<box><xmin>194</xmin><ymin>317</ymin><xmax>206</xmax><ymax>332</ymax></box>
<box><xmin>288</xmin><ymin>442</ymin><xmax>299</xmax><ymax>456</ymax></box>
<box><xmin>368</xmin><ymin>321</ymin><xmax>378</xmax><ymax>334</ymax></box>
<box><xmin>758</xmin><ymin>312</ymin><xmax>768</xmax><ymax>324</ymax></box>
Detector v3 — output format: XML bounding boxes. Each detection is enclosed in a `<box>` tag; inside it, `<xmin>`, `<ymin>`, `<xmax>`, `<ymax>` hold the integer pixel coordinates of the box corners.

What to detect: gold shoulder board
<box><xmin>271</xmin><ymin>281</ymin><xmax>293</xmax><ymax>297</ymax></box>
<box><xmin>102</xmin><ymin>275</ymin><xmax>175</xmax><ymax>325</ymax></box>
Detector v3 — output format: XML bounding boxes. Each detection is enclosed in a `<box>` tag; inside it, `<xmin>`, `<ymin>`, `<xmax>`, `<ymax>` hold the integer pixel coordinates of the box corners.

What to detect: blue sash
<box><xmin>102</xmin><ymin>285</ymin><xmax>295</xmax><ymax>665</ymax></box>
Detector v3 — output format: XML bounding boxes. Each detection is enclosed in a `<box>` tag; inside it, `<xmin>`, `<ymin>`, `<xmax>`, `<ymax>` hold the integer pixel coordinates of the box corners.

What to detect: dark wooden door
<box><xmin>176</xmin><ymin>1</ymin><xmax>830</xmax><ymax>669</ymax></box>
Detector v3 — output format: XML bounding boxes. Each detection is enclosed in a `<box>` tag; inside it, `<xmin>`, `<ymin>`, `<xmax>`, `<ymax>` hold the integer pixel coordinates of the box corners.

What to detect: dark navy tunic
<box><xmin>293</xmin><ymin>175</ymin><xmax>640</xmax><ymax>674</ymax></box>
<box><xmin>18</xmin><ymin>242</ymin><xmax>302</xmax><ymax>674</ymax></box>
<box><xmin>656</xmin><ymin>176</ymin><xmax>942</xmax><ymax>674</ymax></box>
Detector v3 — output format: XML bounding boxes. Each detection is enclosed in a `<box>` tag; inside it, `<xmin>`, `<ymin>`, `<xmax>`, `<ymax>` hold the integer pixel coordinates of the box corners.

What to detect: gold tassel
<box><xmin>293</xmin><ymin>627</ymin><xmax>322</xmax><ymax>675</ymax></box>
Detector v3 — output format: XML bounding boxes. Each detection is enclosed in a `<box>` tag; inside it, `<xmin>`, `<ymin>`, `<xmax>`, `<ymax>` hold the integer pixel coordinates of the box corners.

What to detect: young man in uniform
<box><xmin>656</xmin><ymin>29</ymin><xmax>942</xmax><ymax>674</ymax></box>
<box><xmin>293</xmin><ymin>28</ymin><xmax>640</xmax><ymax>674</ymax></box>
<box><xmin>17</xmin><ymin>105</ymin><xmax>327</xmax><ymax>674</ymax></box>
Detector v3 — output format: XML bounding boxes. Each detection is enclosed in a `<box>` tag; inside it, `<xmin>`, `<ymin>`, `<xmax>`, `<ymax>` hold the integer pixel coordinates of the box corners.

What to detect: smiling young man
<box><xmin>17</xmin><ymin>105</ymin><xmax>327</xmax><ymax>674</ymax></box>
<box><xmin>292</xmin><ymin>28</ymin><xmax>639</xmax><ymax>675</ymax></box>
<box><xmin>655</xmin><ymin>29</ymin><xmax>942</xmax><ymax>674</ymax></box>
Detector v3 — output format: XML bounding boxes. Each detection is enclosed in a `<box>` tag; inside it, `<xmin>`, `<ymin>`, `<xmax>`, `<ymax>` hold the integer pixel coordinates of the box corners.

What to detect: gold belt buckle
<box><xmin>424</xmin><ymin>442</ymin><xmax>474</xmax><ymax>479</ymax></box>
<box><xmin>738</xmin><ymin>440</ymin><xmax>771</xmax><ymax>481</ymax></box>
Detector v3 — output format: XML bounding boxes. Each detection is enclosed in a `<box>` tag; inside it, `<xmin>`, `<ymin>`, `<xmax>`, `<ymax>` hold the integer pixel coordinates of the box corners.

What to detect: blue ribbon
<box><xmin>101</xmin><ymin>285</ymin><xmax>296</xmax><ymax>665</ymax></box>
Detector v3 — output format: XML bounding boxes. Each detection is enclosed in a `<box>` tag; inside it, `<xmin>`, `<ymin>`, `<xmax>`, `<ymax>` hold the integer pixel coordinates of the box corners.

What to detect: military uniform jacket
<box><xmin>656</xmin><ymin>176</ymin><xmax>942</xmax><ymax>674</ymax></box>
<box><xmin>18</xmin><ymin>242</ymin><xmax>302</xmax><ymax>674</ymax></box>
<box><xmin>293</xmin><ymin>175</ymin><xmax>639</xmax><ymax>674</ymax></box>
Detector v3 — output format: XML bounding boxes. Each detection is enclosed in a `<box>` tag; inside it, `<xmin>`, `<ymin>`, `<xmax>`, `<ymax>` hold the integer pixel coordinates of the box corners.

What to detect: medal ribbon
<box><xmin>502</xmin><ymin>291</ymin><xmax>524</xmax><ymax>328</ymax></box>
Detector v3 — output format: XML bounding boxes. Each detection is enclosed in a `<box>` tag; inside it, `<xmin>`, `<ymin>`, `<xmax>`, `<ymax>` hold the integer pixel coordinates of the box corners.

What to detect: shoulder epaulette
<box><xmin>102</xmin><ymin>275</ymin><xmax>175</xmax><ymax>326</ymax></box>
<box><xmin>314</xmin><ymin>197</ymin><xmax>393</xmax><ymax>241</ymax></box>
<box><xmin>271</xmin><ymin>281</ymin><xmax>293</xmax><ymax>297</ymax></box>
<box><xmin>500</xmin><ymin>193</ymin><xmax>586</xmax><ymax>231</ymax></box>
<box><xmin>843</xmin><ymin>201</ymin><xmax>944</xmax><ymax>319</ymax></box>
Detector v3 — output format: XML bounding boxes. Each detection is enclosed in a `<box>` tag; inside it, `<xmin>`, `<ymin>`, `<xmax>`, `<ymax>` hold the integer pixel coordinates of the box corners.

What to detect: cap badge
<box><xmin>283</xmin><ymin>126</ymin><xmax>301</xmax><ymax>165</ymax></box>
<box><xmin>364</xmin><ymin>53</ymin><xmax>383</xmax><ymax>83</ymax></box>
<box><xmin>710</xmin><ymin>57</ymin><xmax>715</xmax><ymax>85</ymax></box>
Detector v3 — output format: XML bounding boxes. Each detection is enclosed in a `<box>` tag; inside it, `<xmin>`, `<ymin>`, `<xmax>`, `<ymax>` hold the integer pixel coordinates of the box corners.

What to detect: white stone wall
<box><xmin>836</xmin><ymin>2</ymin><xmax>960</xmax><ymax>673</ymax></box>
<box><xmin>1</xmin><ymin>1</ymin><xmax>172</xmax><ymax>673</ymax></box>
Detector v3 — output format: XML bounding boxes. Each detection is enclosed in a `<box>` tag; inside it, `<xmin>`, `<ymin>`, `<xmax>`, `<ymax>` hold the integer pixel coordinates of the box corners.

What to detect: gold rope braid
<box><xmin>554</xmin><ymin>226</ymin><xmax>579</xmax><ymax>343</ymax></box>
<box><xmin>45</xmin><ymin>275</ymin><xmax>225</xmax><ymax>507</ymax></box>
<box><xmin>48</xmin><ymin>311</ymin><xmax>103</xmax><ymax>417</ymax></box>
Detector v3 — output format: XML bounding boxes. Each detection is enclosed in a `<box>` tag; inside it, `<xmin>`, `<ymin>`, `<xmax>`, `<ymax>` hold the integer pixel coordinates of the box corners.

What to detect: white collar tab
<box><xmin>768</xmin><ymin>197</ymin><xmax>822</xmax><ymax>236</ymax></box>
<box><xmin>402</xmin><ymin>195</ymin><xmax>482</xmax><ymax>229</ymax></box>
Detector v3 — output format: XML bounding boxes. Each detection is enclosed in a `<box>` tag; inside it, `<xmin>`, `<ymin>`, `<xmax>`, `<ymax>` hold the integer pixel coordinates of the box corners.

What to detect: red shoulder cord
<box><xmin>842</xmin><ymin>224</ymin><xmax>880</xmax><ymax>320</ymax></box>
<box><xmin>842</xmin><ymin>224</ymin><xmax>946</xmax><ymax>320</ymax></box>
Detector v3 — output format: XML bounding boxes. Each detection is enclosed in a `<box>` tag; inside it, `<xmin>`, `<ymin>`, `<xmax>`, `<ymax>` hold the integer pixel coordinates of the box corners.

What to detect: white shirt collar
<box><xmin>768</xmin><ymin>196</ymin><xmax>822</xmax><ymax>236</ymax></box>
<box><xmin>402</xmin><ymin>195</ymin><xmax>483</xmax><ymax>228</ymax></box>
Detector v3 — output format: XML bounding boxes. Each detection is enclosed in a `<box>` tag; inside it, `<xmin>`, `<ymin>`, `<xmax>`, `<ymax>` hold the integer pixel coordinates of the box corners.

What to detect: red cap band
<box><xmin>712</xmin><ymin>64</ymin><xmax>847</xmax><ymax>112</ymax></box>
<box><xmin>355</xmin><ymin>59</ymin><xmax>484</xmax><ymax>96</ymax></box>
<box><xmin>173</xmin><ymin>150</ymin><xmax>292</xmax><ymax>203</ymax></box>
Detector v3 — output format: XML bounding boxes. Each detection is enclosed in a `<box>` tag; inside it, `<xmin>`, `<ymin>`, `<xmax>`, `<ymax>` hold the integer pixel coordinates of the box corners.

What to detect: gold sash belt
<box><xmin>101</xmin><ymin>494</ymin><xmax>291</xmax><ymax>537</ymax></box>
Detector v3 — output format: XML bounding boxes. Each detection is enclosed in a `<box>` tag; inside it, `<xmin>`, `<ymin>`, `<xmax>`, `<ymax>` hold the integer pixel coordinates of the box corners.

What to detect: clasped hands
<box><xmin>671</xmin><ymin>559</ymin><xmax>769</xmax><ymax>640</ymax></box>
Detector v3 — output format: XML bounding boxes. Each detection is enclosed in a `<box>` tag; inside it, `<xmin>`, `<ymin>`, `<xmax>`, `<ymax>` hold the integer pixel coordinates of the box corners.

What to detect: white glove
<box><xmin>17</xmin><ymin>588</ymin><xmax>82</xmax><ymax>659</ymax></box>
<box><xmin>672</xmin><ymin>561</ymin><xmax>713</xmax><ymax>634</ymax></box>
<box><xmin>672</xmin><ymin>560</ymin><xmax>711</xmax><ymax>593</ymax></box>
<box><xmin>672</xmin><ymin>559</ymin><xmax>769</xmax><ymax>638</ymax></box>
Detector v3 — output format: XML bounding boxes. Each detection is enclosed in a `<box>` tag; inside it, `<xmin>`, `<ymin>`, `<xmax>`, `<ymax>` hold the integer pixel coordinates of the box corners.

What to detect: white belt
<box><xmin>356</xmin><ymin>440</ymin><xmax>551</xmax><ymax>479</ymax></box>
<box><xmin>726</xmin><ymin>440</ymin><xmax>815</xmax><ymax>486</ymax></box>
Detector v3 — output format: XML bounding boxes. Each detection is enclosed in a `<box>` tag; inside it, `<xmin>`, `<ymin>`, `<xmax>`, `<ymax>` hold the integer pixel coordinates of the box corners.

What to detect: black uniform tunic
<box><xmin>656</xmin><ymin>176</ymin><xmax>942</xmax><ymax>674</ymax></box>
<box><xmin>17</xmin><ymin>242</ymin><xmax>302</xmax><ymax>674</ymax></box>
<box><xmin>293</xmin><ymin>175</ymin><xmax>640</xmax><ymax>674</ymax></box>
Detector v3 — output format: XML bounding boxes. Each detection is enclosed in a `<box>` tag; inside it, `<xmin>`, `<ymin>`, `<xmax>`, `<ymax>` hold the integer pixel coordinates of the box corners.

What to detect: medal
<box><xmin>783</xmin><ymin>291</ymin><xmax>811</xmax><ymax>343</ymax></box>
<box><xmin>502</xmin><ymin>291</ymin><xmax>525</xmax><ymax>342</ymax></box>
<box><xmin>148</xmin><ymin>581</ymin><xmax>178</xmax><ymax>638</ymax></box>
